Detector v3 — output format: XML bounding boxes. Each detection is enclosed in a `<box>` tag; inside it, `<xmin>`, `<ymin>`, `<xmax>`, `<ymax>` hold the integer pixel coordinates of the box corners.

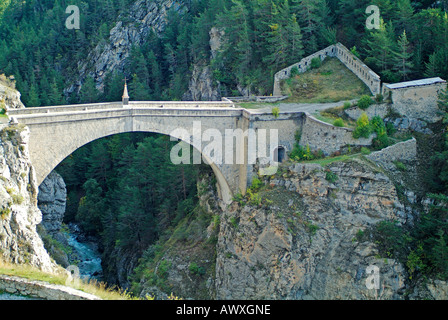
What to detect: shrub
<box><xmin>290</xmin><ymin>143</ymin><xmax>313</xmax><ymax>161</ymax></box>
<box><xmin>290</xmin><ymin>66</ymin><xmax>299</xmax><ymax>78</ymax></box>
<box><xmin>230</xmin><ymin>217</ymin><xmax>239</xmax><ymax>229</ymax></box>
<box><xmin>353</xmin><ymin>113</ymin><xmax>372</xmax><ymax>139</ymax></box>
<box><xmin>375</xmin><ymin>93</ymin><xmax>384</xmax><ymax>103</ymax></box>
<box><xmin>343</xmin><ymin>102</ymin><xmax>352</xmax><ymax>110</ymax></box>
<box><xmin>371</xmin><ymin>116</ymin><xmax>391</xmax><ymax>150</ymax></box>
<box><xmin>361</xmin><ymin>147</ymin><xmax>371</xmax><ymax>155</ymax></box>
<box><xmin>386</xmin><ymin>122</ymin><xmax>396</xmax><ymax>136</ymax></box>
<box><xmin>325</xmin><ymin>170</ymin><xmax>339</xmax><ymax>183</ymax></box>
<box><xmin>310</xmin><ymin>57</ymin><xmax>322</xmax><ymax>69</ymax></box>
<box><xmin>333</xmin><ymin>118</ymin><xmax>345</xmax><ymax>127</ymax></box>
<box><xmin>272</xmin><ymin>107</ymin><xmax>280</xmax><ymax>118</ymax></box>
<box><xmin>250</xmin><ymin>178</ymin><xmax>262</xmax><ymax>191</ymax></box>
<box><xmin>189</xmin><ymin>262</ymin><xmax>205</xmax><ymax>276</ymax></box>
<box><xmin>394</xmin><ymin>161</ymin><xmax>407</xmax><ymax>171</ymax></box>
<box><xmin>357</xmin><ymin>95</ymin><xmax>373</xmax><ymax>110</ymax></box>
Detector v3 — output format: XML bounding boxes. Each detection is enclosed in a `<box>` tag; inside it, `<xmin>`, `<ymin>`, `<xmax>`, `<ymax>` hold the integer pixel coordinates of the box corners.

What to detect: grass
<box><xmin>301</xmin><ymin>153</ymin><xmax>359</xmax><ymax>167</ymax></box>
<box><xmin>0</xmin><ymin>259</ymin><xmax>138</xmax><ymax>300</ymax></box>
<box><xmin>280</xmin><ymin>57</ymin><xmax>371</xmax><ymax>103</ymax></box>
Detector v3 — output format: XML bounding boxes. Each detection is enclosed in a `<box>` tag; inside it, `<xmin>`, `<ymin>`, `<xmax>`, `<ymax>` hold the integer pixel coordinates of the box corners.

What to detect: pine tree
<box><xmin>48</xmin><ymin>79</ymin><xmax>64</xmax><ymax>105</ymax></box>
<box><xmin>364</xmin><ymin>19</ymin><xmax>397</xmax><ymax>82</ymax></box>
<box><xmin>79</xmin><ymin>76</ymin><xmax>99</xmax><ymax>104</ymax></box>
<box><xmin>129</xmin><ymin>74</ymin><xmax>150</xmax><ymax>101</ymax></box>
<box><xmin>393</xmin><ymin>30</ymin><xmax>414</xmax><ymax>81</ymax></box>
<box><xmin>396</xmin><ymin>0</ymin><xmax>415</xmax><ymax>34</ymax></box>
<box><xmin>27</xmin><ymin>83</ymin><xmax>41</xmax><ymax>107</ymax></box>
<box><xmin>292</xmin><ymin>0</ymin><xmax>328</xmax><ymax>53</ymax></box>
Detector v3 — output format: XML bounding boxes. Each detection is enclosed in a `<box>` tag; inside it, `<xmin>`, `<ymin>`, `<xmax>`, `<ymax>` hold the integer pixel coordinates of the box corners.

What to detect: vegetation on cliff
<box><xmin>1</xmin><ymin>0</ymin><xmax>448</xmax><ymax>105</ymax></box>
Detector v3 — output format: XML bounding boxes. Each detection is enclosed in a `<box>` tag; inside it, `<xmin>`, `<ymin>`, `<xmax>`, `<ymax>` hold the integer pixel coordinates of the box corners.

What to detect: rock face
<box><xmin>0</xmin><ymin>124</ymin><xmax>56</xmax><ymax>273</ymax></box>
<box><xmin>182</xmin><ymin>27</ymin><xmax>224</xmax><ymax>101</ymax></box>
<box><xmin>215</xmin><ymin>159</ymin><xmax>408</xmax><ymax>300</ymax></box>
<box><xmin>0</xmin><ymin>81</ymin><xmax>25</xmax><ymax>110</ymax></box>
<box><xmin>136</xmin><ymin>170</ymin><xmax>222</xmax><ymax>300</ymax></box>
<box><xmin>37</xmin><ymin>171</ymin><xmax>67</xmax><ymax>236</ymax></box>
<box><xmin>182</xmin><ymin>64</ymin><xmax>221</xmax><ymax>101</ymax></box>
<box><xmin>69</xmin><ymin>0</ymin><xmax>185</xmax><ymax>94</ymax></box>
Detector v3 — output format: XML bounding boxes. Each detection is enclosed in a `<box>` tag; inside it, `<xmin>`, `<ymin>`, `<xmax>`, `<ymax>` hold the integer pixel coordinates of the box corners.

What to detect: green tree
<box><xmin>364</xmin><ymin>19</ymin><xmax>397</xmax><ymax>82</ymax></box>
<box><xmin>27</xmin><ymin>83</ymin><xmax>41</xmax><ymax>107</ymax></box>
<box><xmin>393</xmin><ymin>30</ymin><xmax>414</xmax><ymax>81</ymax></box>
<box><xmin>79</xmin><ymin>76</ymin><xmax>99</xmax><ymax>104</ymax></box>
<box><xmin>76</xmin><ymin>179</ymin><xmax>106</xmax><ymax>235</ymax></box>
<box><xmin>353</xmin><ymin>112</ymin><xmax>372</xmax><ymax>139</ymax></box>
<box><xmin>49</xmin><ymin>79</ymin><xmax>64</xmax><ymax>105</ymax></box>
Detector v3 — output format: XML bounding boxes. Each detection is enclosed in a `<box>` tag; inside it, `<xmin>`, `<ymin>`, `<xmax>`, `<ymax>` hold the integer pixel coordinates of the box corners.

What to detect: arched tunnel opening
<box><xmin>36</xmin><ymin>131</ymin><xmax>222</xmax><ymax>295</ymax></box>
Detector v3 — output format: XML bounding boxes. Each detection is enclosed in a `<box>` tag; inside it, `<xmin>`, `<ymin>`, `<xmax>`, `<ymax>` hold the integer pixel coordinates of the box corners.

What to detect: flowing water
<box><xmin>66</xmin><ymin>223</ymin><xmax>103</xmax><ymax>281</ymax></box>
<box><xmin>0</xmin><ymin>224</ymin><xmax>103</xmax><ymax>300</ymax></box>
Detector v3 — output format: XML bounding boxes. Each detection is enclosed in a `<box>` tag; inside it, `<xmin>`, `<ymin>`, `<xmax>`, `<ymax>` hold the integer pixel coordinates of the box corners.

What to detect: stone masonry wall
<box><xmin>273</xmin><ymin>45</ymin><xmax>337</xmax><ymax>95</ymax></box>
<box><xmin>300</xmin><ymin>113</ymin><xmax>373</xmax><ymax>155</ymax></box>
<box><xmin>334</xmin><ymin>43</ymin><xmax>381</xmax><ymax>95</ymax></box>
<box><xmin>0</xmin><ymin>275</ymin><xmax>100</xmax><ymax>300</ymax></box>
<box><xmin>366</xmin><ymin>138</ymin><xmax>417</xmax><ymax>172</ymax></box>
<box><xmin>273</xmin><ymin>43</ymin><xmax>381</xmax><ymax>96</ymax></box>
<box><xmin>383</xmin><ymin>81</ymin><xmax>447</xmax><ymax>123</ymax></box>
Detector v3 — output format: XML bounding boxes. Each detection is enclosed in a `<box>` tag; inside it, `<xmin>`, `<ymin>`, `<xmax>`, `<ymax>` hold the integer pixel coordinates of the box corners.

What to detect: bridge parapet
<box><xmin>7</xmin><ymin>101</ymin><xmax>235</xmax><ymax>116</ymax></box>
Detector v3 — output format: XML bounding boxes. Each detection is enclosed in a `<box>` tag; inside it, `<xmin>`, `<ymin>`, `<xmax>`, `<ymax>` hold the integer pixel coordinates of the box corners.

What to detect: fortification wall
<box><xmin>0</xmin><ymin>275</ymin><xmax>101</xmax><ymax>300</ymax></box>
<box><xmin>333</xmin><ymin>43</ymin><xmax>381</xmax><ymax>96</ymax></box>
<box><xmin>273</xmin><ymin>45</ymin><xmax>337</xmax><ymax>96</ymax></box>
<box><xmin>366</xmin><ymin>138</ymin><xmax>417</xmax><ymax>165</ymax></box>
<box><xmin>300</xmin><ymin>113</ymin><xmax>373</xmax><ymax>155</ymax></box>
<box><xmin>383</xmin><ymin>80</ymin><xmax>447</xmax><ymax>123</ymax></box>
<box><xmin>273</xmin><ymin>43</ymin><xmax>381</xmax><ymax>96</ymax></box>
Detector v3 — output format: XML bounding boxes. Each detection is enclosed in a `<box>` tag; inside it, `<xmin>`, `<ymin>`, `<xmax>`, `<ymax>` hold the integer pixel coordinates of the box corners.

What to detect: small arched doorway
<box><xmin>274</xmin><ymin>146</ymin><xmax>286</xmax><ymax>163</ymax></box>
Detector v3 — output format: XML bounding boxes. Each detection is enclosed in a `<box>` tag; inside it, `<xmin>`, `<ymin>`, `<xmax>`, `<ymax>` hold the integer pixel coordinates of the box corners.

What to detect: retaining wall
<box><xmin>366</xmin><ymin>138</ymin><xmax>417</xmax><ymax>169</ymax></box>
<box><xmin>273</xmin><ymin>43</ymin><xmax>381</xmax><ymax>96</ymax></box>
<box><xmin>300</xmin><ymin>113</ymin><xmax>373</xmax><ymax>155</ymax></box>
<box><xmin>0</xmin><ymin>275</ymin><xmax>101</xmax><ymax>300</ymax></box>
<box><xmin>382</xmin><ymin>80</ymin><xmax>447</xmax><ymax>123</ymax></box>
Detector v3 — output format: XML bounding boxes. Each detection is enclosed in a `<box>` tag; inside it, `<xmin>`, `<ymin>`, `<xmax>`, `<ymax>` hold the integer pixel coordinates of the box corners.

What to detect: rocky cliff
<box><xmin>38</xmin><ymin>171</ymin><xmax>67</xmax><ymax>237</ymax></box>
<box><xmin>0</xmin><ymin>80</ymin><xmax>25</xmax><ymax>110</ymax></box>
<box><xmin>68</xmin><ymin>0</ymin><xmax>185</xmax><ymax>95</ymax></box>
<box><xmin>124</xmin><ymin>137</ymin><xmax>448</xmax><ymax>300</ymax></box>
<box><xmin>216</xmin><ymin>159</ymin><xmax>408</xmax><ymax>300</ymax></box>
<box><xmin>0</xmin><ymin>82</ymin><xmax>56</xmax><ymax>272</ymax></box>
<box><xmin>0</xmin><ymin>123</ymin><xmax>56</xmax><ymax>273</ymax></box>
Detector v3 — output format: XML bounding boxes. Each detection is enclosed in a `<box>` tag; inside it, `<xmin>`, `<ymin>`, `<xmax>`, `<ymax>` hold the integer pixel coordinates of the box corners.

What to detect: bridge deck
<box><xmin>7</xmin><ymin>101</ymin><xmax>236</xmax><ymax>116</ymax></box>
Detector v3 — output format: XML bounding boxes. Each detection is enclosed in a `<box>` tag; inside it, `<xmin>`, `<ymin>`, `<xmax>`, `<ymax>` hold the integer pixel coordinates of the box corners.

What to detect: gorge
<box><xmin>1</xmin><ymin>0</ymin><xmax>448</xmax><ymax>301</ymax></box>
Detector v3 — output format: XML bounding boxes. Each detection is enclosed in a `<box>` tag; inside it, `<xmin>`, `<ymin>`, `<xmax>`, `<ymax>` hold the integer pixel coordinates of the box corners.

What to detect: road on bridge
<box><xmin>244</xmin><ymin>101</ymin><xmax>354</xmax><ymax>115</ymax></box>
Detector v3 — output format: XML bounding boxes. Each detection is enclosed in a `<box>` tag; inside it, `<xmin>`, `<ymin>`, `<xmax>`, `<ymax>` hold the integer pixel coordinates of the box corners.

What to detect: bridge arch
<box><xmin>10</xmin><ymin>103</ymin><xmax>245</xmax><ymax>204</ymax></box>
<box><xmin>41</xmin><ymin>128</ymin><xmax>233</xmax><ymax>205</ymax></box>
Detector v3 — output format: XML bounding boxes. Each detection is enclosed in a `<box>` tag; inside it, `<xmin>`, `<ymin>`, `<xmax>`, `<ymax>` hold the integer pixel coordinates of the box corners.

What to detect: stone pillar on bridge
<box><xmin>122</xmin><ymin>79</ymin><xmax>129</xmax><ymax>106</ymax></box>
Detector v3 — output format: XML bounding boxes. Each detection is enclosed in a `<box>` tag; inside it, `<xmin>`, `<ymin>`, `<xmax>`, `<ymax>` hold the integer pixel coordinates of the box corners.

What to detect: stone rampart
<box><xmin>366</xmin><ymin>138</ymin><xmax>417</xmax><ymax>170</ymax></box>
<box><xmin>344</xmin><ymin>103</ymin><xmax>390</xmax><ymax>121</ymax></box>
<box><xmin>300</xmin><ymin>113</ymin><xmax>373</xmax><ymax>155</ymax></box>
<box><xmin>0</xmin><ymin>275</ymin><xmax>101</xmax><ymax>300</ymax></box>
<box><xmin>273</xmin><ymin>43</ymin><xmax>381</xmax><ymax>96</ymax></box>
<box><xmin>273</xmin><ymin>45</ymin><xmax>337</xmax><ymax>95</ymax></box>
<box><xmin>382</xmin><ymin>78</ymin><xmax>447</xmax><ymax>123</ymax></box>
<box><xmin>334</xmin><ymin>43</ymin><xmax>381</xmax><ymax>95</ymax></box>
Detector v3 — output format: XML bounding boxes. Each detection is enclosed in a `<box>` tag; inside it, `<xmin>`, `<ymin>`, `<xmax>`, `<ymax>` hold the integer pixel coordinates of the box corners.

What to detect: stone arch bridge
<box><xmin>8</xmin><ymin>101</ymin><xmax>371</xmax><ymax>204</ymax></box>
<box><xmin>8</xmin><ymin>101</ymin><xmax>305</xmax><ymax>204</ymax></box>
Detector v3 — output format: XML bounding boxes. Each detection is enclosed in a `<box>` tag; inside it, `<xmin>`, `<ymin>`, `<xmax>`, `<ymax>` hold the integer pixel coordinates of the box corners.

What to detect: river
<box><xmin>66</xmin><ymin>223</ymin><xmax>103</xmax><ymax>282</ymax></box>
<box><xmin>0</xmin><ymin>224</ymin><xmax>103</xmax><ymax>301</ymax></box>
